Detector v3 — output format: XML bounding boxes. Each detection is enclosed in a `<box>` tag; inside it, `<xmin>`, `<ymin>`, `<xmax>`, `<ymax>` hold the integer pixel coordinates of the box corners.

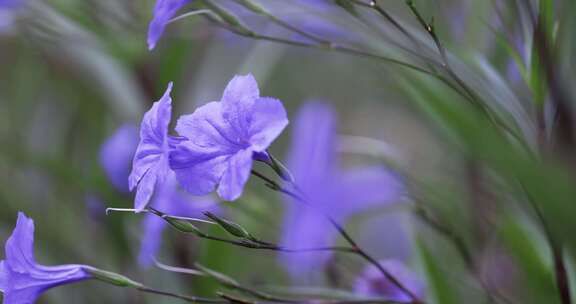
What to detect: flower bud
<box><xmin>235</xmin><ymin>0</ymin><xmax>269</xmax><ymax>15</ymax></box>
<box><xmin>204</xmin><ymin>212</ymin><xmax>255</xmax><ymax>241</ymax></box>
<box><xmin>85</xmin><ymin>267</ymin><xmax>144</xmax><ymax>288</ymax></box>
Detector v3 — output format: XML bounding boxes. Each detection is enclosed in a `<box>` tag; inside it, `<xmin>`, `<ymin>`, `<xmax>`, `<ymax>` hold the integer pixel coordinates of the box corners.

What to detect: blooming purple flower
<box><xmin>129</xmin><ymin>83</ymin><xmax>174</xmax><ymax>212</ymax></box>
<box><xmin>100</xmin><ymin>124</ymin><xmax>139</xmax><ymax>193</ymax></box>
<box><xmin>148</xmin><ymin>0</ymin><xmax>192</xmax><ymax>50</ymax></box>
<box><xmin>280</xmin><ymin>102</ymin><xmax>404</xmax><ymax>279</ymax></box>
<box><xmin>0</xmin><ymin>213</ymin><xmax>91</xmax><ymax>304</ymax></box>
<box><xmin>354</xmin><ymin>259</ymin><xmax>425</xmax><ymax>302</ymax></box>
<box><xmin>170</xmin><ymin>74</ymin><xmax>288</xmax><ymax>201</ymax></box>
<box><xmin>138</xmin><ymin>172</ymin><xmax>220</xmax><ymax>267</ymax></box>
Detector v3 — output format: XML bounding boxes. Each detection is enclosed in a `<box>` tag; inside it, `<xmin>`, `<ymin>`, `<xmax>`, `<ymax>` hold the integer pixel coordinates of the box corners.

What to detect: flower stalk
<box><xmin>252</xmin><ymin>156</ymin><xmax>425</xmax><ymax>304</ymax></box>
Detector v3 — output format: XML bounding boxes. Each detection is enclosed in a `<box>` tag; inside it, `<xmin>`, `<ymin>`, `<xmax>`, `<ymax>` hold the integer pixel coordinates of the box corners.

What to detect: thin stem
<box><xmin>138</xmin><ymin>286</ymin><xmax>227</xmax><ymax>303</ymax></box>
<box><xmin>151</xmin><ymin>204</ymin><xmax>356</xmax><ymax>254</ymax></box>
<box><xmin>404</xmin><ymin>1</ymin><xmax>528</xmax><ymax>150</ymax></box>
<box><xmin>207</xmin><ymin>17</ymin><xmax>435</xmax><ymax>77</ymax></box>
<box><xmin>250</xmin><ymin>170</ymin><xmax>423</xmax><ymax>304</ymax></box>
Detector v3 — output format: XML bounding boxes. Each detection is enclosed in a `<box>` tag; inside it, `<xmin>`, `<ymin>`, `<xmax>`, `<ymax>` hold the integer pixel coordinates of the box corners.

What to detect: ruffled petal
<box><xmin>217</xmin><ymin>148</ymin><xmax>253</xmax><ymax>201</ymax></box>
<box><xmin>169</xmin><ymin>141</ymin><xmax>231</xmax><ymax>196</ymax></box>
<box><xmin>128</xmin><ymin>82</ymin><xmax>172</xmax><ymax>190</ymax></box>
<box><xmin>248</xmin><ymin>97</ymin><xmax>289</xmax><ymax>152</ymax></box>
<box><xmin>134</xmin><ymin>166</ymin><xmax>159</xmax><ymax>211</ymax></box>
<box><xmin>221</xmin><ymin>74</ymin><xmax>259</xmax><ymax>138</ymax></box>
<box><xmin>147</xmin><ymin>0</ymin><xmax>192</xmax><ymax>50</ymax></box>
<box><xmin>128</xmin><ymin>83</ymin><xmax>173</xmax><ymax>210</ymax></box>
<box><xmin>5</xmin><ymin>212</ymin><xmax>36</xmax><ymax>273</ymax></box>
<box><xmin>175</xmin><ymin>101</ymin><xmax>244</xmax><ymax>151</ymax></box>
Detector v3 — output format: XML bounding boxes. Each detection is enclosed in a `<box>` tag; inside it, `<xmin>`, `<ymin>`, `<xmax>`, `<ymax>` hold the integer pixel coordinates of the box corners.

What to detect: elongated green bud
<box><xmin>85</xmin><ymin>267</ymin><xmax>144</xmax><ymax>288</ymax></box>
<box><xmin>235</xmin><ymin>0</ymin><xmax>269</xmax><ymax>15</ymax></box>
<box><xmin>148</xmin><ymin>208</ymin><xmax>203</xmax><ymax>234</ymax></box>
<box><xmin>163</xmin><ymin>216</ymin><xmax>202</xmax><ymax>234</ymax></box>
<box><xmin>204</xmin><ymin>212</ymin><xmax>255</xmax><ymax>241</ymax></box>
<box><xmin>269</xmin><ymin>154</ymin><xmax>295</xmax><ymax>183</ymax></box>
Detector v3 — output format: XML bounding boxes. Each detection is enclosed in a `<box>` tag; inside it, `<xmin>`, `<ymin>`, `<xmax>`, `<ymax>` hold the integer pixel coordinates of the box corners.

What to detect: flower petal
<box><xmin>287</xmin><ymin>101</ymin><xmax>337</xmax><ymax>189</ymax></box>
<box><xmin>138</xmin><ymin>215</ymin><xmax>165</xmax><ymax>267</ymax></box>
<box><xmin>0</xmin><ymin>261</ymin><xmax>5</xmax><ymax>292</ymax></box>
<box><xmin>169</xmin><ymin>141</ymin><xmax>231</xmax><ymax>196</ymax></box>
<box><xmin>221</xmin><ymin>74</ymin><xmax>259</xmax><ymax>137</ymax></box>
<box><xmin>5</xmin><ymin>212</ymin><xmax>36</xmax><ymax>273</ymax></box>
<box><xmin>248</xmin><ymin>97</ymin><xmax>289</xmax><ymax>151</ymax></box>
<box><xmin>335</xmin><ymin>167</ymin><xmax>405</xmax><ymax>216</ymax></box>
<box><xmin>175</xmin><ymin>101</ymin><xmax>243</xmax><ymax>151</ymax></box>
<box><xmin>99</xmin><ymin>124</ymin><xmax>139</xmax><ymax>192</ymax></box>
<box><xmin>217</xmin><ymin>148</ymin><xmax>253</xmax><ymax>201</ymax></box>
<box><xmin>147</xmin><ymin>0</ymin><xmax>192</xmax><ymax>50</ymax></box>
<box><xmin>129</xmin><ymin>83</ymin><xmax>173</xmax><ymax>190</ymax></box>
<box><xmin>280</xmin><ymin>204</ymin><xmax>336</xmax><ymax>280</ymax></box>
<box><xmin>134</xmin><ymin>167</ymin><xmax>158</xmax><ymax>211</ymax></box>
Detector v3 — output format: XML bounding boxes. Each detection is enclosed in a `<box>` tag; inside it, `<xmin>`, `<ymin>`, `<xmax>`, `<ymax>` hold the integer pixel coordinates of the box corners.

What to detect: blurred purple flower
<box><xmin>280</xmin><ymin>102</ymin><xmax>404</xmax><ymax>279</ymax></box>
<box><xmin>0</xmin><ymin>0</ymin><xmax>24</xmax><ymax>32</ymax></box>
<box><xmin>170</xmin><ymin>74</ymin><xmax>288</xmax><ymax>201</ymax></box>
<box><xmin>138</xmin><ymin>172</ymin><xmax>220</xmax><ymax>267</ymax></box>
<box><xmin>99</xmin><ymin>124</ymin><xmax>139</xmax><ymax>193</ymax></box>
<box><xmin>129</xmin><ymin>83</ymin><xmax>175</xmax><ymax>212</ymax></box>
<box><xmin>148</xmin><ymin>0</ymin><xmax>192</xmax><ymax>50</ymax></box>
<box><xmin>0</xmin><ymin>0</ymin><xmax>23</xmax><ymax>11</ymax></box>
<box><xmin>0</xmin><ymin>213</ymin><xmax>90</xmax><ymax>304</ymax></box>
<box><xmin>354</xmin><ymin>259</ymin><xmax>425</xmax><ymax>302</ymax></box>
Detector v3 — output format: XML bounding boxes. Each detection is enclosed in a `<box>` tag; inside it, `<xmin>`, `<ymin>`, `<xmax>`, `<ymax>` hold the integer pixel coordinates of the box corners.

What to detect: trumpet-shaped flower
<box><xmin>280</xmin><ymin>102</ymin><xmax>404</xmax><ymax>279</ymax></box>
<box><xmin>129</xmin><ymin>83</ymin><xmax>175</xmax><ymax>211</ymax></box>
<box><xmin>148</xmin><ymin>0</ymin><xmax>192</xmax><ymax>50</ymax></box>
<box><xmin>354</xmin><ymin>260</ymin><xmax>425</xmax><ymax>302</ymax></box>
<box><xmin>170</xmin><ymin>74</ymin><xmax>288</xmax><ymax>201</ymax></box>
<box><xmin>0</xmin><ymin>213</ymin><xmax>91</xmax><ymax>304</ymax></box>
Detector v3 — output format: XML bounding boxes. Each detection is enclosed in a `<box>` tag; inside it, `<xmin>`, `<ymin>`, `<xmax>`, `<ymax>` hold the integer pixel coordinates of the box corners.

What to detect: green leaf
<box><xmin>499</xmin><ymin>216</ymin><xmax>559</xmax><ymax>303</ymax></box>
<box><xmin>416</xmin><ymin>237</ymin><xmax>459</xmax><ymax>304</ymax></box>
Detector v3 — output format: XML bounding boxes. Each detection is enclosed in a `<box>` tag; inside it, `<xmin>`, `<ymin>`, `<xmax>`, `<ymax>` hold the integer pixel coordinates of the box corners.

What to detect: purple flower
<box><xmin>0</xmin><ymin>0</ymin><xmax>24</xmax><ymax>32</ymax></box>
<box><xmin>148</xmin><ymin>0</ymin><xmax>192</xmax><ymax>50</ymax></box>
<box><xmin>280</xmin><ymin>102</ymin><xmax>404</xmax><ymax>279</ymax></box>
<box><xmin>129</xmin><ymin>83</ymin><xmax>174</xmax><ymax>212</ymax></box>
<box><xmin>0</xmin><ymin>213</ymin><xmax>90</xmax><ymax>304</ymax></box>
<box><xmin>0</xmin><ymin>0</ymin><xmax>25</xmax><ymax>9</ymax></box>
<box><xmin>354</xmin><ymin>259</ymin><xmax>425</xmax><ymax>302</ymax></box>
<box><xmin>170</xmin><ymin>74</ymin><xmax>288</xmax><ymax>201</ymax></box>
<box><xmin>99</xmin><ymin>124</ymin><xmax>139</xmax><ymax>193</ymax></box>
<box><xmin>138</xmin><ymin>172</ymin><xmax>220</xmax><ymax>267</ymax></box>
